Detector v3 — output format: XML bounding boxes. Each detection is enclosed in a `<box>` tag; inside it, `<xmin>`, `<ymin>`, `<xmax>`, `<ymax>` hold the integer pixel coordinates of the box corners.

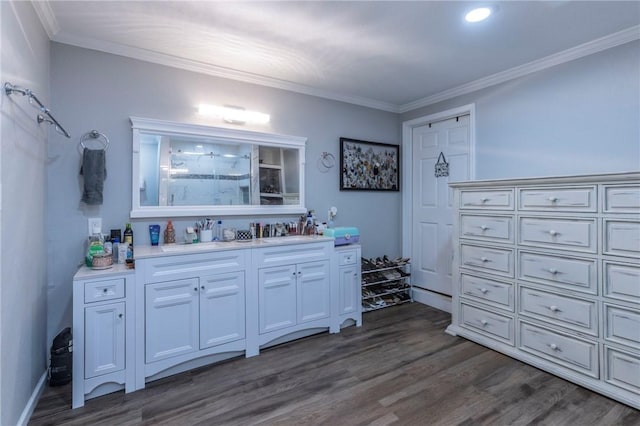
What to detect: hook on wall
<box><xmin>318</xmin><ymin>151</ymin><xmax>336</xmax><ymax>173</ymax></box>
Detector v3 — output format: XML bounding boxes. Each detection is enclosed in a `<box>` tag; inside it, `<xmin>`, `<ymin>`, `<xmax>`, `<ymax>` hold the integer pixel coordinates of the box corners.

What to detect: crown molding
<box><xmin>51</xmin><ymin>32</ymin><xmax>400</xmax><ymax>113</ymax></box>
<box><xmin>398</xmin><ymin>25</ymin><xmax>640</xmax><ymax>113</ymax></box>
<box><xmin>30</xmin><ymin>0</ymin><xmax>59</xmax><ymax>39</ymax></box>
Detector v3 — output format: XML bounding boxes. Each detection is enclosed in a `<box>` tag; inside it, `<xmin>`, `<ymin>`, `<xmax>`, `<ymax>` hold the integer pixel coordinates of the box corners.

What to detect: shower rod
<box><xmin>4</xmin><ymin>82</ymin><xmax>71</xmax><ymax>138</ymax></box>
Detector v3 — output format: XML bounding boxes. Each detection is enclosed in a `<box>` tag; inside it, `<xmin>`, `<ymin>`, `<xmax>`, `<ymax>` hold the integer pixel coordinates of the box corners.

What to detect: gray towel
<box><xmin>80</xmin><ymin>148</ymin><xmax>106</xmax><ymax>205</ymax></box>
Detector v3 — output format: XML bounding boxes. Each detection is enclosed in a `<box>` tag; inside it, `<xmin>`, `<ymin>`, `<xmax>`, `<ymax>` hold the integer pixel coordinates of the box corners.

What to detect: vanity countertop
<box><xmin>133</xmin><ymin>235</ymin><xmax>334</xmax><ymax>259</ymax></box>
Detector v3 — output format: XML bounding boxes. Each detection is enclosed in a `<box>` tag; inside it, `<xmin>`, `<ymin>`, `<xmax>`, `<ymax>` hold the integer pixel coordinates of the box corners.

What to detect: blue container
<box><xmin>323</xmin><ymin>227</ymin><xmax>359</xmax><ymax>246</ymax></box>
<box><xmin>149</xmin><ymin>224</ymin><xmax>160</xmax><ymax>246</ymax></box>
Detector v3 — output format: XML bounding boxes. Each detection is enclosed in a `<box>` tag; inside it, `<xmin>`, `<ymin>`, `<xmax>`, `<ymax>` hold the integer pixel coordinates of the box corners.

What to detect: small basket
<box><xmin>91</xmin><ymin>253</ymin><xmax>113</xmax><ymax>268</ymax></box>
<box><xmin>236</xmin><ymin>230</ymin><xmax>252</xmax><ymax>241</ymax></box>
<box><xmin>222</xmin><ymin>228</ymin><xmax>236</xmax><ymax>242</ymax></box>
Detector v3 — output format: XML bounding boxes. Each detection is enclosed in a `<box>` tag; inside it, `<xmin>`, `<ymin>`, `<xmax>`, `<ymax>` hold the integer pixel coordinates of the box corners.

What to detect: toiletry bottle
<box><xmin>112</xmin><ymin>237</ymin><xmax>120</xmax><ymax>263</ymax></box>
<box><xmin>164</xmin><ymin>220</ymin><xmax>175</xmax><ymax>244</ymax></box>
<box><xmin>123</xmin><ymin>223</ymin><xmax>134</xmax><ymax>258</ymax></box>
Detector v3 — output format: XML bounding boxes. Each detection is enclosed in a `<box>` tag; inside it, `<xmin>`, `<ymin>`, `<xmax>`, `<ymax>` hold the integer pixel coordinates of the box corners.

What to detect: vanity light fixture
<box><xmin>198</xmin><ymin>104</ymin><xmax>270</xmax><ymax>125</ymax></box>
<box><xmin>465</xmin><ymin>7</ymin><xmax>492</xmax><ymax>22</ymax></box>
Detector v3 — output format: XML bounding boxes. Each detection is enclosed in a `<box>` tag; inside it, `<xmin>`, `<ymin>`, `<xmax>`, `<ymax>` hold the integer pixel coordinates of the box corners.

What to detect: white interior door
<box><xmin>411</xmin><ymin>115</ymin><xmax>471</xmax><ymax>300</ymax></box>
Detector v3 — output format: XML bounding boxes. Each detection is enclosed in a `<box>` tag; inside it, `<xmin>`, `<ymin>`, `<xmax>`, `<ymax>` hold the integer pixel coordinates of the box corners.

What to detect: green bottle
<box><xmin>123</xmin><ymin>223</ymin><xmax>134</xmax><ymax>258</ymax></box>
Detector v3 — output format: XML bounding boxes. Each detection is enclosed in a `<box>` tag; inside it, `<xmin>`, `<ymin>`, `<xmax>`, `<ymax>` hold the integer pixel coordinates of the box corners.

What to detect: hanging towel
<box><xmin>80</xmin><ymin>148</ymin><xmax>106</xmax><ymax>205</ymax></box>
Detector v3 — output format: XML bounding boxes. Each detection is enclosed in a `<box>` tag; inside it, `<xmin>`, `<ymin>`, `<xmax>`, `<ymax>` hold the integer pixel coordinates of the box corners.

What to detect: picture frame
<box><xmin>340</xmin><ymin>137</ymin><xmax>399</xmax><ymax>191</ymax></box>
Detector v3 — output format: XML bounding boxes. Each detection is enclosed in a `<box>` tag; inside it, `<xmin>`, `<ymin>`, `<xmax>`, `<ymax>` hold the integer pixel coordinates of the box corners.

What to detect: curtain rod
<box><xmin>4</xmin><ymin>82</ymin><xmax>71</xmax><ymax>138</ymax></box>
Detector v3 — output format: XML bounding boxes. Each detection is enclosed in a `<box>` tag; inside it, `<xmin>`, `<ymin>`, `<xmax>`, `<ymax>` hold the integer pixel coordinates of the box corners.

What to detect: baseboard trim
<box><xmin>412</xmin><ymin>288</ymin><xmax>452</xmax><ymax>313</ymax></box>
<box><xmin>17</xmin><ymin>370</ymin><xmax>47</xmax><ymax>426</ymax></box>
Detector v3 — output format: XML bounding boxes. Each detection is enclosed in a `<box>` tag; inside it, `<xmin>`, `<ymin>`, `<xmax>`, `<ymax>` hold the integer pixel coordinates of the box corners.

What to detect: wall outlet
<box><xmin>88</xmin><ymin>218</ymin><xmax>102</xmax><ymax>236</ymax></box>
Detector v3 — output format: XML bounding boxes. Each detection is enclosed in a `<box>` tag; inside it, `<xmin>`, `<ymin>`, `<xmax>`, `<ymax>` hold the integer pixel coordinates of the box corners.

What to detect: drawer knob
<box><xmin>103</xmin><ymin>288</ymin><xmax>108</xmax><ymax>293</ymax></box>
<box><xmin>480</xmin><ymin>225</ymin><xmax>489</xmax><ymax>231</ymax></box>
<box><xmin>194</xmin><ymin>287</ymin><xmax>198</xmax><ymax>292</ymax></box>
<box><xmin>481</xmin><ymin>198</ymin><xmax>489</xmax><ymax>203</ymax></box>
<box><xmin>548</xmin><ymin>196</ymin><xmax>558</xmax><ymax>202</ymax></box>
<box><xmin>549</xmin><ymin>305</ymin><xmax>560</xmax><ymax>312</ymax></box>
<box><xmin>118</xmin><ymin>313</ymin><xmax>123</xmax><ymax>319</ymax></box>
<box><xmin>549</xmin><ymin>230</ymin><xmax>558</xmax><ymax>237</ymax></box>
<box><xmin>480</xmin><ymin>319</ymin><xmax>489</xmax><ymax>326</ymax></box>
<box><xmin>481</xmin><ymin>257</ymin><xmax>489</xmax><ymax>262</ymax></box>
<box><xmin>480</xmin><ymin>288</ymin><xmax>489</xmax><ymax>294</ymax></box>
<box><xmin>549</xmin><ymin>343</ymin><xmax>559</xmax><ymax>351</ymax></box>
<box><xmin>201</xmin><ymin>285</ymin><xmax>205</xmax><ymax>290</ymax></box>
<box><xmin>548</xmin><ymin>268</ymin><xmax>558</xmax><ymax>275</ymax></box>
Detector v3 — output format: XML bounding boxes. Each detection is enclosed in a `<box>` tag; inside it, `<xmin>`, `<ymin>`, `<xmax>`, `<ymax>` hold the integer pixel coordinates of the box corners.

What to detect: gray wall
<box><xmin>47</xmin><ymin>43</ymin><xmax>401</xmax><ymax>344</ymax></box>
<box><xmin>402</xmin><ymin>40</ymin><xmax>640</xmax><ymax>179</ymax></box>
<box><xmin>1</xmin><ymin>2</ymin><xmax>50</xmax><ymax>424</ymax></box>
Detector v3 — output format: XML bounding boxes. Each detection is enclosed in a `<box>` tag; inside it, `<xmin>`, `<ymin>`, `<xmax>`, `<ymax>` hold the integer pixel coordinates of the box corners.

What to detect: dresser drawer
<box><xmin>460</xmin><ymin>273</ymin><xmax>514</xmax><ymax>310</ymax></box>
<box><xmin>604</xmin><ymin>185</ymin><xmax>640</xmax><ymax>213</ymax></box>
<box><xmin>519</xmin><ymin>321</ymin><xmax>598</xmax><ymax>378</ymax></box>
<box><xmin>604</xmin><ymin>219</ymin><xmax>640</xmax><ymax>258</ymax></box>
<box><xmin>336</xmin><ymin>249</ymin><xmax>358</xmax><ymax>266</ymax></box>
<box><xmin>604</xmin><ymin>346</ymin><xmax>640</xmax><ymax>395</ymax></box>
<box><xmin>604</xmin><ymin>304</ymin><xmax>640</xmax><ymax>348</ymax></box>
<box><xmin>518</xmin><ymin>216</ymin><xmax>597</xmax><ymax>253</ymax></box>
<box><xmin>460</xmin><ymin>214</ymin><xmax>514</xmax><ymax>243</ymax></box>
<box><xmin>603</xmin><ymin>261</ymin><xmax>640</xmax><ymax>303</ymax></box>
<box><xmin>460</xmin><ymin>244</ymin><xmax>514</xmax><ymax>277</ymax></box>
<box><xmin>519</xmin><ymin>286</ymin><xmax>598</xmax><ymax>336</ymax></box>
<box><xmin>519</xmin><ymin>186</ymin><xmax>596</xmax><ymax>212</ymax></box>
<box><xmin>461</xmin><ymin>302</ymin><xmax>514</xmax><ymax>344</ymax></box>
<box><xmin>460</xmin><ymin>189</ymin><xmax>514</xmax><ymax>210</ymax></box>
<box><xmin>254</xmin><ymin>242</ymin><xmax>332</xmax><ymax>268</ymax></box>
<box><xmin>84</xmin><ymin>278</ymin><xmax>125</xmax><ymax>304</ymax></box>
<box><xmin>518</xmin><ymin>251</ymin><xmax>597</xmax><ymax>294</ymax></box>
<box><xmin>142</xmin><ymin>249</ymin><xmax>249</xmax><ymax>283</ymax></box>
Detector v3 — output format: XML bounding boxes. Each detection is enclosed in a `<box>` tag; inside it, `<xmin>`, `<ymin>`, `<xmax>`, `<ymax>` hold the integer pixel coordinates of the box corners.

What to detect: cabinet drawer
<box><xmin>519</xmin><ymin>286</ymin><xmax>598</xmax><ymax>336</ymax></box>
<box><xmin>142</xmin><ymin>250</ymin><xmax>249</xmax><ymax>283</ymax></box>
<box><xmin>518</xmin><ymin>186</ymin><xmax>596</xmax><ymax>212</ymax></box>
<box><xmin>518</xmin><ymin>251</ymin><xmax>597</xmax><ymax>294</ymax></box>
<box><xmin>336</xmin><ymin>249</ymin><xmax>358</xmax><ymax>266</ymax></box>
<box><xmin>604</xmin><ymin>304</ymin><xmax>640</xmax><ymax>348</ymax></box>
<box><xmin>460</xmin><ymin>273</ymin><xmax>514</xmax><ymax>310</ymax></box>
<box><xmin>84</xmin><ymin>278</ymin><xmax>125</xmax><ymax>304</ymax></box>
<box><xmin>604</xmin><ymin>185</ymin><xmax>640</xmax><ymax>213</ymax></box>
<box><xmin>459</xmin><ymin>189</ymin><xmax>514</xmax><ymax>210</ymax></box>
<box><xmin>518</xmin><ymin>216</ymin><xmax>597</xmax><ymax>253</ymax></box>
<box><xmin>460</xmin><ymin>244</ymin><xmax>514</xmax><ymax>277</ymax></box>
<box><xmin>604</xmin><ymin>261</ymin><xmax>640</xmax><ymax>303</ymax></box>
<box><xmin>604</xmin><ymin>219</ymin><xmax>640</xmax><ymax>258</ymax></box>
<box><xmin>604</xmin><ymin>346</ymin><xmax>640</xmax><ymax>395</ymax></box>
<box><xmin>254</xmin><ymin>242</ymin><xmax>332</xmax><ymax>268</ymax></box>
<box><xmin>460</xmin><ymin>302</ymin><xmax>514</xmax><ymax>344</ymax></box>
<box><xmin>518</xmin><ymin>321</ymin><xmax>598</xmax><ymax>378</ymax></box>
<box><xmin>460</xmin><ymin>214</ymin><xmax>513</xmax><ymax>243</ymax></box>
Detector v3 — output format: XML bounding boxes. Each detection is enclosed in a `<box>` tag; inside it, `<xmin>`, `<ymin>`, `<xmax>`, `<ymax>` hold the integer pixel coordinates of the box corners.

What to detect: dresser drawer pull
<box><xmin>481</xmin><ymin>257</ymin><xmax>489</xmax><ymax>262</ymax></box>
<box><xmin>548</xmin><ymin>305</ymin><xmax>561</xmax><ymax>313</ymax></box>
<box><xmin>481</xmin><ymin>198</ymin><xmax>489</xmax><ymax>203</ymax></box>
<box><xmin>547</xmin><ymin>268</ymin><xmax>559</xmax><ymax>275</ymax></box>
<box><xmin>103</xmin><ymin>288</ymin><xmax>108</xmax><ymax>293</ymax></box>
<box><xmin>548</xmin><ymin>197</ymin><xmax>558</xmax><ymax>203</ymax></box>
<box><xmin>549</xmin><ymin>343</ymin><xmax>560</xmax><ymax>351</ymax></box>
<box><xmin>480</xmin><ymin>225</ymin><xmax>489</xmax><ymax>231</ymax></box>
<box><xmin>480</xmin><ymin>319</ymin><xmax>488</xmax><ymax>326</ymax></box>
<box><xmin>480</xmin><ymin>288</ymin><xmax>489</xmax><ymax>294</ymax></box>
<box><xmin>549</xmin><ymin>230</ymin><xmax>559</xmax><ymax>237</ymax></box>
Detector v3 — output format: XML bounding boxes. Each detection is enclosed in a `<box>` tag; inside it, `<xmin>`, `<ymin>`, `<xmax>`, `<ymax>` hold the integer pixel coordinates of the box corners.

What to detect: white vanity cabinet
<box><xmin>135</xmin><ymin>248</ymin><xmax>249</xmax><ymax>387</ymax></box>
<box><xmin>72</xmin><ymin>265</ymin><xmax>135</xmax><ymax>408</ymax></box>
<box><xmin>447</xmin><ymin>172</ymin><xmax>640</xmax><ymax>410</ymax></box>
<box><xmin>335</xmin><ymin>245</ymin><xmax>362</xmax><ymax>328</ymax></box>
<box><xmin>251</xmin><ymin>240</ymin><xmax>336</xmax><ymax>350</ymax></box>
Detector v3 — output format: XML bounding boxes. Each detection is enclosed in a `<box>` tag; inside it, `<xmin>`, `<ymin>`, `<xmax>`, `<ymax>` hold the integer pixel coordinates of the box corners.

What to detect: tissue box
<box><xmin>323</xmin><ymin>227</ymin><xmax>359</xmax><ymax>246</ymax></box>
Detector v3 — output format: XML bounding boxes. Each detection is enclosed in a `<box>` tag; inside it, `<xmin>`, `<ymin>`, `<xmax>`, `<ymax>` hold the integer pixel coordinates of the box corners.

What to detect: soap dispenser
<box><xmin>164</xmin><ymin>220</ymin><xmax>176</xmax><ymax>244</ymax></box>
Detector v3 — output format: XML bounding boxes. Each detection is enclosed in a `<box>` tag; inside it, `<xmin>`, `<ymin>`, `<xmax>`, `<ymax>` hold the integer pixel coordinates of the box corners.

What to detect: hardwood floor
<box><xmin>30</xmin><ymin>303</ymin><xmax>639</xmax><ymax>425</ymax></box>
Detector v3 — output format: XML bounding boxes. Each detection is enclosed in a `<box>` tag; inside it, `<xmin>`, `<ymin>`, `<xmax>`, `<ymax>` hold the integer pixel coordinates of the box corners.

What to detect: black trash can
<box><xmin>49</xmin><ymin>327</ymin><xmax>72</xmax><ymax>386</ymax></box>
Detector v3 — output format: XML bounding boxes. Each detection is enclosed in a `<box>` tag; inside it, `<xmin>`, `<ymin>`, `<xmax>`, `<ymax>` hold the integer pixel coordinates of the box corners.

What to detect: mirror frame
<box><xmin>131</xmin><ymin>117</ymin><xmax>307</xmax><ymax>218</ymax></box>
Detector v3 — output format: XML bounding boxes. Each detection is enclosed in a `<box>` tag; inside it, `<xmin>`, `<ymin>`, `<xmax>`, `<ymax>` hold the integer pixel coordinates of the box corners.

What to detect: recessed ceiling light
<box><xmin>465</xmin><ymin>7</ymin><xmax>492</xmax><ymax>23</ymax></box>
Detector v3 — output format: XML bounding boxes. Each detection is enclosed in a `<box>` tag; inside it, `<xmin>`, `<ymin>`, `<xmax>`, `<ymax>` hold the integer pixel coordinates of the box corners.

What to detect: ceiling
<box><xmin>35</xmin><ymin>1</ymin><xmax>640</xmax><ymax>112</ymax></box>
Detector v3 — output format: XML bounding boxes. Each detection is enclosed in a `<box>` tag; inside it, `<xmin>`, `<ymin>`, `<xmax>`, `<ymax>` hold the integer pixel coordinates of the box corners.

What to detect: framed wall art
<box><xmin>340</xmin><ymin>137</ymin><xmax>399</xmax><ymax>191</ymax></box>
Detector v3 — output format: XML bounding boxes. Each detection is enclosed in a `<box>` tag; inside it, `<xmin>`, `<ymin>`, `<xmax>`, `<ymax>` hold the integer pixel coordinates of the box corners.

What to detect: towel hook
<box><xmin>78</xmin><ymin>130</ymin><xmax>109</xmax><ymax>154</ymax></box>
<box><xmin>318</xmin><ymin>152</ymin><xmax>336</xmax><ymax>173</ymax></box>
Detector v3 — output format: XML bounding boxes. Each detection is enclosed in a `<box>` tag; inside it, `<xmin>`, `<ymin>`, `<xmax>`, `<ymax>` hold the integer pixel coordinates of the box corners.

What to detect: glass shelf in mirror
<box><xmin>131</xmin><ymin>117</ymin><xmax>306</xmax><ymax>218</ymax></box>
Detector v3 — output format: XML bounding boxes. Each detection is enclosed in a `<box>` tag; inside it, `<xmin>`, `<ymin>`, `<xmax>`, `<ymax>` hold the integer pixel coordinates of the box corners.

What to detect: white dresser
<box><xmin>446</xmin><ymin>172</ymin><xmax>640</xmax><ymax>409</ymax></box>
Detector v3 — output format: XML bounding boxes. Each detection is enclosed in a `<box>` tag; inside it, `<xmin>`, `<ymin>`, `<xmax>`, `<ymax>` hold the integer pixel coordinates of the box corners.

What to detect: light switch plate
<box><xmin>88</xmin><ymin>218</ymin><xmax>102</xmax><ymax>236</ymax></box>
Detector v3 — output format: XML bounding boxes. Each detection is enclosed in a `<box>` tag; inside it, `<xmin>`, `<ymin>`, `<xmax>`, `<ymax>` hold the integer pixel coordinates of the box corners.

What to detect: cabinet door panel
<box><xmin>298</xmin><ymin>261</ymin><xmax>331</xmax><ymax>323</ymax></box>
<box><xmin>200</xmin><ymin>272</ymin><xmax>246</xmax><ymax>349</ymax></box>
<box><xmin>145</xmin><ymin>279</ymin><xmax>199</xmax><ymax>363</ymax></box>
<box><xmin>338</xmin><ymin>265</ymin><xmax>359</xmax><ymax>315</ymax></box>
<box><xmin>85</xmin><ymin>302</ymin><xmax>125</xmax><ymax>378</ymax></box>
<box><xmin>259</xmin><ymin>265</ymin><xmax>297</xmax><ymax>333</ymax></box>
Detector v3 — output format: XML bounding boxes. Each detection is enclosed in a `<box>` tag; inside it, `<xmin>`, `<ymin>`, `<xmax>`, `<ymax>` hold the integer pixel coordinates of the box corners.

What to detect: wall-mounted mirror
<box><xmin>131</xmin><ymin>117</ymin><xmax>306</xmax><ymax>218</ymax></box>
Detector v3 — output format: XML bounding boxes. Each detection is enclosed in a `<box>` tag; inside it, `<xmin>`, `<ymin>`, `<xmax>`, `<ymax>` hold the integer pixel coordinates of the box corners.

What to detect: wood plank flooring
<box><xmin>30</xmin><ymin>303</ymin><xmax>640</xmax><ymax>425</ymax></box>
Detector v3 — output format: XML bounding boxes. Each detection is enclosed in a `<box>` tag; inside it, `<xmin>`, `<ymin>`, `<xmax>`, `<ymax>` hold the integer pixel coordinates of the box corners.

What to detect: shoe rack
<box><xmin>361</xmin><ymin>256</ymin><xmax>412</xmax><ymax>312</ymax></box>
